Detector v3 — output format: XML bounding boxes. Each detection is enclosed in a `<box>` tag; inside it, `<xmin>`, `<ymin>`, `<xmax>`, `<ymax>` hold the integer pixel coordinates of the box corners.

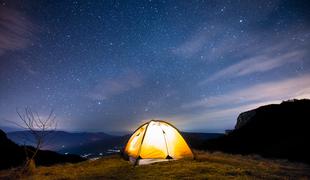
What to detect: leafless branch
<box><xmin>14</xmin><ymin>107</ymin><xmax>57</xmax><ymax>169</ymax></box>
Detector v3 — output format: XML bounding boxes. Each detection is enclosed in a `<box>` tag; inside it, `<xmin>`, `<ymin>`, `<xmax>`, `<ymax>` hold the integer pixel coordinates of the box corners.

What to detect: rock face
<box><xmin>0</xmin><ymin>129</ymin><xmax>85</xmax><ymax>170</ymax></box>
<box><xmin>235</xmin><ymin>110</ymin><xmax>256</xmax><ymax>130</ymax></box>
<box><xmin>204</xmin><ymin>99</ymin><xmax>310</xmax><ymax>163</ymax></box>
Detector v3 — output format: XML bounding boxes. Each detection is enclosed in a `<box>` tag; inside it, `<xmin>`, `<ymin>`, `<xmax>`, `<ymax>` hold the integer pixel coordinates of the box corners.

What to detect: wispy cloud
<box><xmin>185</xmin><ymin>74</ymin><xmax>310</xmax><ymax>109</ymax></box>
<box><xmin>175</xmin><ymin>74</ymin><xmax>310</xmax><ymax>131</ymax></box>
<box><xmin>0</xmin><ymin>7</ymin><xmax>36</xmax><ymax>56</ymax></box>
<box><xmin>205</xmin><ymin>49</ymin><xmax>306</xmax><ymax>82</ymax></box>
<box><xmin>172</xmin><ymin>24</ymin><xmax>239</xmax><ymax>60</ymax></box>
<box><xmin>172</xmin><ymin>28</ymin><xmax>212</xmax><ymax>59</ymax></box>
<box><xmin>172</xmin><ymin>8</ymin><xmax>309</xmax><ymax>84</ymax></box>
<box><xmin>88</xmin><ymin>70</ymin><xmax>143</xmax><ymax>100</ymax></box>
<box><xmin>171</xmin><ymin>1</ymin><xmax>284</xmax><ymax>61</ymax></box>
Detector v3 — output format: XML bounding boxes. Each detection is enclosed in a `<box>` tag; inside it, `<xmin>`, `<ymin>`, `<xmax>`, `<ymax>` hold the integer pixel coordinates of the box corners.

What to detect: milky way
<box><xmin>0</xmin><ymin>0</ymin><xmax>309</xmax><ymax>133</ymax></box>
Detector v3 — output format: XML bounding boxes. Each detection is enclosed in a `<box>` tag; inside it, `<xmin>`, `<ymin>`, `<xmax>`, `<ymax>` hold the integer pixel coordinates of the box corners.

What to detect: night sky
<box><xmin>0</xmin><ymin>0</ymin><xmax>309</xmax><ymax>134</ymax></box>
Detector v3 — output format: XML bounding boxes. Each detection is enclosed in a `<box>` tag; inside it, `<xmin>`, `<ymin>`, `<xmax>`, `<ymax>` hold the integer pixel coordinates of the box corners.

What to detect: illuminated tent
<box><xmin>124</xmin><ymin>120</ymin><xmax>194</xmax><ymax>165</ymax></box>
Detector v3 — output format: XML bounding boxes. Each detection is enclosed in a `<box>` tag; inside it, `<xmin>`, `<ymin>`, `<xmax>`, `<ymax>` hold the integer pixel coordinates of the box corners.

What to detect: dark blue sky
<box><xmin>0</xmin><ymin>0</ymin><xmax>309</xmax><ymax>133</ymax></box>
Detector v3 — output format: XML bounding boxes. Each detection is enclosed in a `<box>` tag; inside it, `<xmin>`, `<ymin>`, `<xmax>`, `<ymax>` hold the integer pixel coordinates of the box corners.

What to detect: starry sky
<box><xmin>0</xmin><ymin>0</ymin><xmax>309</xmax><ymax>134</ymax></box>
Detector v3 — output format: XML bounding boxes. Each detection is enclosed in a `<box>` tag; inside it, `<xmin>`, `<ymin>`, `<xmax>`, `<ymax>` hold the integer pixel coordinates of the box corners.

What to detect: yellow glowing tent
<box><xmin>124</xmin><ymin>120</ymin><xmax>194</xmax><ymax>165</ymax></box>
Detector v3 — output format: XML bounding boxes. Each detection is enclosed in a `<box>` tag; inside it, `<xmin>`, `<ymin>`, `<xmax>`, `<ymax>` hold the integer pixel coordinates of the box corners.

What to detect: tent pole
<box><xmin>160</xmin><ymin>125</ymin><xmax>170</xmax><ymax>159</ymax></box>
<box><xmin>134</xmin><ymin>122</ymin><xmax>150</xmax><ymax>165</ymax></box>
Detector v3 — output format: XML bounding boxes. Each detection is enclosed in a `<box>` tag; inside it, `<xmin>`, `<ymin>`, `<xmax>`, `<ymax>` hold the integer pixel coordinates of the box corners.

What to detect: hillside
<box><xmin>0</xmin><ymin>130</ymin><xmax>84</xmax><ymax>170</ymax></box>
<box><xmin>1</xmin><ymin>151</ymin><xmax>309</xmax><ymax>179</ymax></box>
<box><xmin>204</xmin><ymin>99</ymin><xmax>310</xmax><ymax>163</ymax></box>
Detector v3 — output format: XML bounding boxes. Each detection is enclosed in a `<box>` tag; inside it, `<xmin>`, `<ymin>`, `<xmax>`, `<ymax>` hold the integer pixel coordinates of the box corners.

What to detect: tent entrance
<box><xmin>129</xmin><ymin>157</ymin><xmax>175</xmax><ymax>165</ymax></box>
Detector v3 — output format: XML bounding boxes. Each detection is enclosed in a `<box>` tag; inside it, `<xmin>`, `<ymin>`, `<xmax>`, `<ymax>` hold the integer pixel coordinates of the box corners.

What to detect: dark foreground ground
<box><xmin>1</xmin><ymin>151</ymin><xmax>309</xmax><ymax>180</ymax></box>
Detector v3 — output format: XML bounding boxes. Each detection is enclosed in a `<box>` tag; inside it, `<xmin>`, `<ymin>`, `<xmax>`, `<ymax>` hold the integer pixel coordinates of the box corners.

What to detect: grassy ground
<box><xmin>1</xmin><ymin>151</ymin><xmax>310</xmax><ymax>179</ymax></box>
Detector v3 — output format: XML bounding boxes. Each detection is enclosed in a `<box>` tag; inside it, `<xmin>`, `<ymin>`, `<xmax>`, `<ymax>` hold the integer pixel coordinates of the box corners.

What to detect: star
<box><xmin>0</xmin><ymin>0</ymin><xmax>309</xmax><ymax>134</ymax></box>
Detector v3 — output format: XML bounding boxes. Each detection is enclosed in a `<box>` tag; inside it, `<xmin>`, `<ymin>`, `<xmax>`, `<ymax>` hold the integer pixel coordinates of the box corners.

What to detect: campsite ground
<box><xmin>1</xmin><ymin>151</ymin><xmax>309</xmax><ymax>179</ymax></box>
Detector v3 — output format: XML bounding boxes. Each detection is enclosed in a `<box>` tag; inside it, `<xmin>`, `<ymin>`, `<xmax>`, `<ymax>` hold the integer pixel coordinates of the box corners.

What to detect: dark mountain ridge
<box><xmin>204</xmin><ymin>99</ymin><xmax>310</xmax><ymax>163</ymax></box>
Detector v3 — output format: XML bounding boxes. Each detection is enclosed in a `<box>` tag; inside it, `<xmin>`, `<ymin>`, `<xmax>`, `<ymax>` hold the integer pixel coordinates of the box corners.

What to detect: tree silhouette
<box><xmin>15</xmin><ymin>107</ymin><xmax>57</xmax><ymax>170</ymax></box>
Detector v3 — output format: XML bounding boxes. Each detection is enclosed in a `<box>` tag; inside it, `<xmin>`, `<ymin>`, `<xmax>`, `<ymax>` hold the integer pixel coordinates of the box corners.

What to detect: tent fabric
<box><xmin>125</xmin><ymin>124</ymin><xmax>147</xmax><ymax>158</ymax></box>
<box><xmin>124</xmin><ymin>120</ymin><xmax>193</xmax><ymax>162</ymax></box>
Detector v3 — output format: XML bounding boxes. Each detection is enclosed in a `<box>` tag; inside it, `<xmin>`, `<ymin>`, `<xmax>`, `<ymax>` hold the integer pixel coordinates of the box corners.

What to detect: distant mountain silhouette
<box><xmin>182</xmin><ymin>132</ymin><xmax>223</xmax><ymax>149</ymax></box>
<box><xmin>204</xmin><ymin>99</ymin><xmax>310</xmax><ymax>163</ymax></box>
<box><xmin>57</xmin><ymin>132</ymin><xmax>223</xmax><ymax>157</ymax></box>
<box><xmin>59</xmin><ymin>135</ymin><xmax>129</xmax><ymax>157</ymax></box>
<box><xmin>0</xmin><ymin>129</ymin><xmax>84</xmax><ymax>170</ymax></box>
<box><xmin>7</xmin><ymin>131</ymin><xmax>115</xmax><ymax>151</ymax></box>
<box><xmin>0</xmin><ymin>126</ymin><xmax>21</xmax><ymax>132</ymax></box>
<box><xmin>7</xmin><ymin>129</ymin><xmax>222</xmax><ymax>158</ymax></box>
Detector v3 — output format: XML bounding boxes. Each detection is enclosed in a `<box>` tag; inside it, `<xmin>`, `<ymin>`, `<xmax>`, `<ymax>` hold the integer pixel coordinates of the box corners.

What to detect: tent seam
<box><xmin>136</xmin><ymin>121</ymin><xmax>150</xmax><ymax>159</ymax></box>
<box><xmin>159</xmin><ymin>124</ymin><xmax>170</xmax><ymax>158</ymax></box>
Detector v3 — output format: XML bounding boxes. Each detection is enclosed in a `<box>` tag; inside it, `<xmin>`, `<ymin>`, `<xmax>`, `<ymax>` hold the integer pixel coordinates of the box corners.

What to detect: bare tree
<box><xmin>14</xmin><ymin>107</ymin><xmax>57</xmax><ymax>169</ymax></box>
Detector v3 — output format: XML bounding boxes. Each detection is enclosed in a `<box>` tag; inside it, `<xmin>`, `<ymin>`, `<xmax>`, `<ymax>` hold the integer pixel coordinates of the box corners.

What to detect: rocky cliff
<box><xmin>204</xmin><ymin>99</ymin><xmax>310</xmax><ymax>163</ymax></box>
<box><xmin>235</xmin><ymin>109</ymin><xmax>256</xmax><ymax>129</ymax></box>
